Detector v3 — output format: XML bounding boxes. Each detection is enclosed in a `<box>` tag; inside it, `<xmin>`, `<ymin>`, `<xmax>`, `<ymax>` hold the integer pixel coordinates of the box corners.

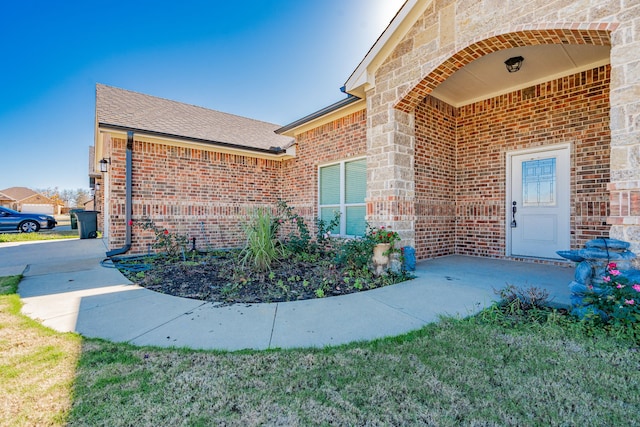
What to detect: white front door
<box><xmin>508</xmin><ymin>146</ymin><xmax>570</xmax><ymax>259</ymax></box>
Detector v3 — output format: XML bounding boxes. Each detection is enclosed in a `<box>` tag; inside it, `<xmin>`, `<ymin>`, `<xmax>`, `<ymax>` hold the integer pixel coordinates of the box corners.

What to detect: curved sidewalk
<box><xmin>1</xmin><ymin>238</ymin><xmax>572</xmax><ymax>351</ymax></box>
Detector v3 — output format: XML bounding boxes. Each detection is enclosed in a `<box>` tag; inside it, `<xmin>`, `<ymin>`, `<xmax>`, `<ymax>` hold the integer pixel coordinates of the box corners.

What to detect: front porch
<box><xmin>8</xmin><ymin>238</ymin><xmax>577</xmax><ymax>350</ymax></box>
<box><xmin>415</xmin><ymin>255</ymin><xmax>574</xmax><ymax>308</ymax></box>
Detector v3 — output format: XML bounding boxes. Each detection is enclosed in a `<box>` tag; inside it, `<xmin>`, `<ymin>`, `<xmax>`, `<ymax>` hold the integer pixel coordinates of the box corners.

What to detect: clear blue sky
<box><xmin>0</xmin><ymin>0</ymin><xmax>405</xmax><ymax>192</ymax></box>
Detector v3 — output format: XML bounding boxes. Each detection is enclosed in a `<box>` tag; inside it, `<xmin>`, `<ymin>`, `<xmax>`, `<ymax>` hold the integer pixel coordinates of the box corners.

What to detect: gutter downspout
<box><xmin>106</xmin><ymin>131</ymin><xmax>133</xmax><ymax>257</ymax></box>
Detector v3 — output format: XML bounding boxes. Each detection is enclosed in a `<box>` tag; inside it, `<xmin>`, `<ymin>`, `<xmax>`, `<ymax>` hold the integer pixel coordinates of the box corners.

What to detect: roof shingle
<box><xmin>0</xmin><ymin>187</ymin><xmax>38</xmax><ymax>202</ymax></box>
<box><xmin>96</xmin><ymin>84</ymin><xmax>293</xmax><ymax>151</ymax></box>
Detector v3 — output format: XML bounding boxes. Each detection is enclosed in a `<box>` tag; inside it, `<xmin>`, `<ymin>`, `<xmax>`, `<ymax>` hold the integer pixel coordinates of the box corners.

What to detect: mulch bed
<box><xmin>113</xmin><ymin>250</ymin><xmax>412</xmax><ymax>305</ymax></box>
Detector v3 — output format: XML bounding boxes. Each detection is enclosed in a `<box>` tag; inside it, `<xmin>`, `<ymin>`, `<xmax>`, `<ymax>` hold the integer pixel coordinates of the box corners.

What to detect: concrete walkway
<box><xmin>0</xmin><ymin>238</ymin><xmax>573</xmax><ymax>351</ymax></box>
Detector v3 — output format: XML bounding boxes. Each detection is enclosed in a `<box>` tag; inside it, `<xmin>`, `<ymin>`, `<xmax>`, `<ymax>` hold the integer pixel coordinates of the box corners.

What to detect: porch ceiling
<box><xmin>430</xmin><ymin>44</ymin><xmax>610</xmax><ymax>107</ymax></box>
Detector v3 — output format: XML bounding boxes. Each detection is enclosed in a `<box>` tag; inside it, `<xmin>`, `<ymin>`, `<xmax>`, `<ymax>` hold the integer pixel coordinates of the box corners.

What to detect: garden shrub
<box><xmin>583</xmin><ymin>262</ymin><xmax>640</xmax><ymax>343</ymax></box>
<box><xmin>480</xmin><ymin>285</ymin><xmax>554</xmax><ymax>325</ymax></box>
<box><xmin>334</xmin><ymin>238</ymin><xmax>375</xmax><ymax>272</ymax></box>
<box><xmin>315</xmin><ymin>212</ymin><xmax>341</xmax><ymax>248</ymax></box>
<box><xmin>273</xmin><ymin>200</ymin><xmax>341</xmax><ymax>257</ymax></box>
<box><xmin>273</xmin><ymin>199</ymin><xmax>312</xmax><ymax>254</ymax></box>
<box><xmin>497</xmin><ymin>284</ymin><xmax>551</xmax><ymax>312</ymax></box>
<box><xmin>136</xmin><ymin>217</ymin><xmax>189</xmax><ymax>258</ymax></box>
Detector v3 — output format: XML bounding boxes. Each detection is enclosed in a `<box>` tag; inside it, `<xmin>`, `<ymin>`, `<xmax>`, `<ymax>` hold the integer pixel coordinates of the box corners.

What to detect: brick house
<box><xmin>93</xmin><ymin>0</ymin><xmax>640</xmax><ymax>263</ymax></box>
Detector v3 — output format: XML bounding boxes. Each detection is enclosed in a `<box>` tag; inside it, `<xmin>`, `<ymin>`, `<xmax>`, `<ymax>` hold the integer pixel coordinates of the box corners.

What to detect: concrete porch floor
<box><xmin>414</xmin><ymin>255</ymin><xmax>574</xmax><ymax>308</ymax></box>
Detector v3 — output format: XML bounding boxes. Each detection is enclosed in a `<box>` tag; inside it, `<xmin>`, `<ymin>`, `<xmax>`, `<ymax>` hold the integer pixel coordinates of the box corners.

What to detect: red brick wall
<box><xmin>107</xmin><ymin>138</ymin><xmax>283</xmax><ymax>254</ymax></box>
<box><xmin>609</xmin><ymin>181</ymin><xmax>640</xmax><ymax>226</ymax></box>
<box><xmin>414</xmin><ymin>97</ymin><xmax>457</xmax><ymax>259</ymax></box>
<box><xmin>414</xmin><ymin>65</ymin><xmax>610</xmax><ymax>258</ymax></box>
<box><xmin>280</xmin><ymin>109</ymin><xmax>368</xmax><ymax>226</ymax></box>
<box><xmin>106</xmin><ymin>110</ymin><xmax>367</xmax><ymax>254</ymax></box>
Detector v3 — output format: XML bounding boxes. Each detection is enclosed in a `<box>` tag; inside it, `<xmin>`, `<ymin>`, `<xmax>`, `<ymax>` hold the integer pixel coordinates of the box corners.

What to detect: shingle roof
<box><xmin>0</xmin><ymin>191</ymin><xmax>15</xmax><ymax>202</ymax></box>
<box><xmin>96</xmin><ymin>84</ymin><xmax>293</xmax><ymax>152</ymax></box>
<box><xmin>0</xmin><ymin>187</ymin><xmax>38</xmax><ymax>202</ymax></box>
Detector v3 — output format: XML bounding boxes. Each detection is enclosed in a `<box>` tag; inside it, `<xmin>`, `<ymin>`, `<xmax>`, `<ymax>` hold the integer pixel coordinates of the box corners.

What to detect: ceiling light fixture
<box><xmin>504</xmin><ymin>56</ymin><xmax>524</xmax><ymax>73</ymax></box>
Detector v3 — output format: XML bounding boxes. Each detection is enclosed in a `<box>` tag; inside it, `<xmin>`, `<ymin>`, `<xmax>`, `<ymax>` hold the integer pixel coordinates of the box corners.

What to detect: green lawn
<box><xmin>0</xmin><ymin>216</ymin><xmax>83</xmax><ymax>243</ymax></box>
<box><xmin>0</xmin><ymin>230</ymin><xmax>80</xmax><ymax>243</ymax></box>
<box><xmin>1</xmin><ymin>274</ymin><xmax>639</xmax><ymax>426</ymax></box>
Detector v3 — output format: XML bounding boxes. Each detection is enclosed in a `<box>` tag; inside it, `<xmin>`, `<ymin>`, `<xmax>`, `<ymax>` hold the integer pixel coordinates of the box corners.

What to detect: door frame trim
<box><xmin>505</xmin><ymin>142</ymin><xmax>571</xmax><ymax>258</ymax></box>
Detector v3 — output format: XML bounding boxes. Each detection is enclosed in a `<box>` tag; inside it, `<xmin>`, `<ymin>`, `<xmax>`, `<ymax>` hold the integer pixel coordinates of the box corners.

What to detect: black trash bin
<box><xmin>69</xmin><ymin>208</ymin><xmax>84</xmax><ymax>230</ymax></box>
<box><xmin>75</xmin><ymin>210</ymin><xmax>99</xmax><ymax>239</ymax></box>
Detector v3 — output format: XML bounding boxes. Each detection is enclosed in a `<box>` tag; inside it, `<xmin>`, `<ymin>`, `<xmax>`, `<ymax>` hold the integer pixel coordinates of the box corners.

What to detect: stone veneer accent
<box><xmin>366</xmin><ymin>0</ymin><xmax>639</xmax><ymax>259</ymax></box>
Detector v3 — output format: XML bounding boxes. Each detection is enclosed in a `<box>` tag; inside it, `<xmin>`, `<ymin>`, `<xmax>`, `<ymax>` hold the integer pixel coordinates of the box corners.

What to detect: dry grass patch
<box><xmin>0</xmin><ymin>284</ymin><xmax>81</xmax><ymax>426</ymax></box>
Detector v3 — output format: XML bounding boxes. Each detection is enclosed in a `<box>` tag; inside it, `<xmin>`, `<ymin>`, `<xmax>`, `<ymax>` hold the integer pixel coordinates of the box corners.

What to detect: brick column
<box><xmin>366</xmin><ymin>102</ymin><xmax>416</xmax><ymax>247</ymax></box>
<box><xmin>608</xmin><ymin>20</ymin><xmax>640</xmax><ymax>266</ymax></box>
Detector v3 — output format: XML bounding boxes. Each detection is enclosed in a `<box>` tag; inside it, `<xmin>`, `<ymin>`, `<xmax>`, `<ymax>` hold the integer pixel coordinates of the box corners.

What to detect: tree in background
<box><xmin>60</xmin><ymin>189</ymin><xmax>75</xmax><ymax>206</ymax></box>
<box><xmin>36</xmin><ymin>187</ymin><xmax>91</xmax><ymax>208</ymax></box>
<box><xmin>74</xmin><ymin>189</ymin><xmax>91</xmax><ymax>207</ymax></box>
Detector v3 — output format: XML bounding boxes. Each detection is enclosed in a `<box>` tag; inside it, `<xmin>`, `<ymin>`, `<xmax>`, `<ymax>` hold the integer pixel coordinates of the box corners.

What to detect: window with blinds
<box><xmin>319</xmin><ymin>158</ymin><xmax>366</xmax><ymax>236</ymax></box>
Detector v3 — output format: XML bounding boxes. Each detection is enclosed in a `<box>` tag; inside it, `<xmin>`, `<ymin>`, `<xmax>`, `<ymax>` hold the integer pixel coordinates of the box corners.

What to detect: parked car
<box><xmin>0</xmin><ymin>207</ymin><xmax>57</xmax><ymax>232</ymax></box>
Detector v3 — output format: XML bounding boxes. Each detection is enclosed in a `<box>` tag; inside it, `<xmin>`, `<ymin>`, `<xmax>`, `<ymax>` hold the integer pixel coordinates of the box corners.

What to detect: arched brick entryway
<box><xmin>396</xmin><ymin>26</ymin><xmax>613</xmax><ymax>113</ymax></box>
<box><xmin>401</xmin><ymin>27</ymin><xmax>613</xmax><ymax>260</ymax></box>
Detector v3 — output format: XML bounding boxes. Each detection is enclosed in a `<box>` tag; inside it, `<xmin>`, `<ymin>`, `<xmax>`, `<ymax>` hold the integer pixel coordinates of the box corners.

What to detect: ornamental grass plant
<box><xmin>240</xmin><ymin>208</ymin><xmax>283</xmax><ymax>273</ymax></box>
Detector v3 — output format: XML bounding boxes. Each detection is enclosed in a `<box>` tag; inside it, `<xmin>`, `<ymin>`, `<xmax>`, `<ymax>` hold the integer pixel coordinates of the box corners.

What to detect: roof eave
<box><xmin>275</xmin><ymin>96</ymin><xmax>364</xmax><ymax>136</ymax></box>
<box><xmin>98</xmin><ymin>123</ymin><xmax>295</xmax><ymax>160</ymax></box>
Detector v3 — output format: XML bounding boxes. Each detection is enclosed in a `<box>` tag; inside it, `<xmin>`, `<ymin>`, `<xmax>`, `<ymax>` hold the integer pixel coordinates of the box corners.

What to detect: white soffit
<box><xmin>430</xmin><ymin>44</ymin><xmax>611</xmax><ymax>107</ymax></box>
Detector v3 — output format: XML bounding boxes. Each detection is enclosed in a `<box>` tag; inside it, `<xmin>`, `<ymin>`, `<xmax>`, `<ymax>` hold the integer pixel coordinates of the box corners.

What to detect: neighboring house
<box><xmin>0</xmin><ymin>187</ymin><xmax>61</xmax><ymax>215</ymax></box>
<box><xmin>93</xmin><ymin>0</ymin><xmax>640</xmax><ymax>264</ymax></box>
<box><xmin>0</xmin><ymin>191</ymin><xmax>13</xmax><ymax>209</ymax></box>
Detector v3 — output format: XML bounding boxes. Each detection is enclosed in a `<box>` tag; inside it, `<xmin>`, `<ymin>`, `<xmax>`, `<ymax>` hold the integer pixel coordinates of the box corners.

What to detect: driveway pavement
<box><xmin>0</xmin><ymin>238</ymin><xmax>573</xmax><ymax>351</ymax></box>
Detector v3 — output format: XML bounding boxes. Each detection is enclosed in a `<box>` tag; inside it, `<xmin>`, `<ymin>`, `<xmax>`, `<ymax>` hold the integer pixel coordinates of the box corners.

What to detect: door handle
<box><xmin>511</xmin><ymin>201</ymin><xmax>517</xmax><ymax>228</ymax></box>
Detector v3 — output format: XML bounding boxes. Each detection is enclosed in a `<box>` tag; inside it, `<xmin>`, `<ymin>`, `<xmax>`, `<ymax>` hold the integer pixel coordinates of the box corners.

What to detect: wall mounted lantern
<box><xmin>504</xmin><ymin>56</ymin><xmax>524</xmax><ymax>73</ymax></box>
<box><xmin>99</xmin><ymin>158</ymin><xmax>111</xmax><ymax>173</ymax></box>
